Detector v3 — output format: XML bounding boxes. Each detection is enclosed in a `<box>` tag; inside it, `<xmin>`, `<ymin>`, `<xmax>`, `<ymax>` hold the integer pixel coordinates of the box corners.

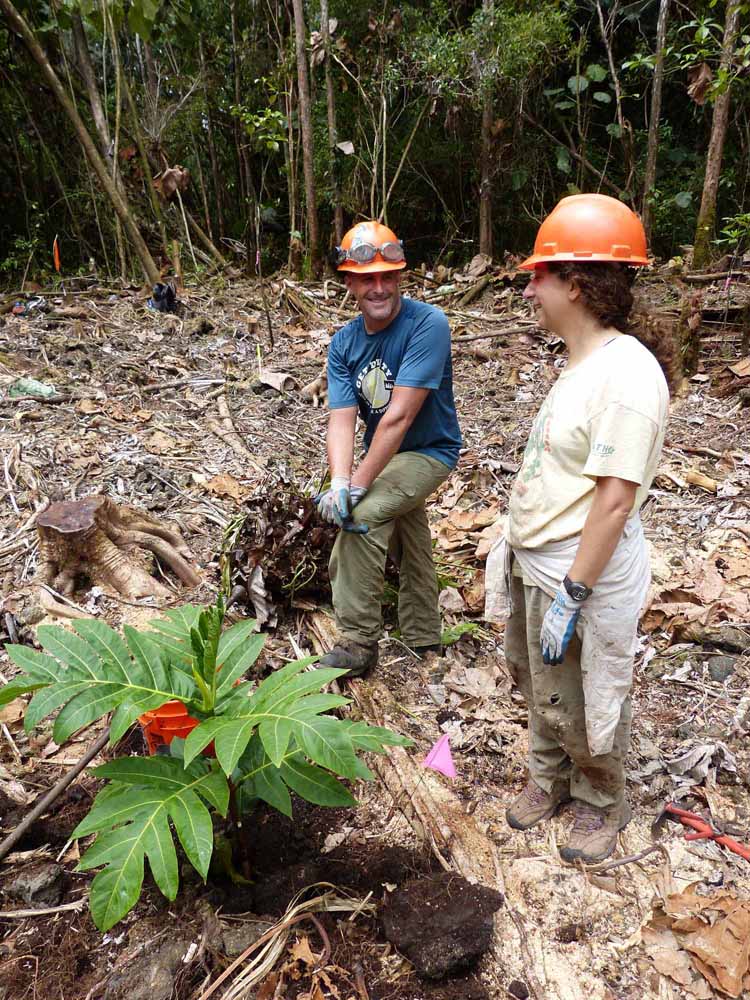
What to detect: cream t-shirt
<box><xmin>507</xmin><ymin>335</ymin><xmax>669</xmax><ymax>549</ymax></box>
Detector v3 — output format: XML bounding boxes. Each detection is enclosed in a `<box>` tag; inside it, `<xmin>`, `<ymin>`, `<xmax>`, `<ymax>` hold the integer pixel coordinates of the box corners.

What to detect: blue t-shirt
<box><xmin>327</xmin><ymin>297</ymin><xmax>462</xmax><ymax>469</ymax></box>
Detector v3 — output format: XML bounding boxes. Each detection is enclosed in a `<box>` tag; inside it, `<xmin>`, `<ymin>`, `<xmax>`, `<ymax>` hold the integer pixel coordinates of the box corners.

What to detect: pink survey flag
<box><xmin>421</xmin><ymin>733</ymin><xmax>456</xmax><ymax>778</ymax></box>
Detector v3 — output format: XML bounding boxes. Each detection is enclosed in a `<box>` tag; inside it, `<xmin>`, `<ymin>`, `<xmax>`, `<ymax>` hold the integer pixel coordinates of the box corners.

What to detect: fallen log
<box><xmin>457</xmin><ymin>274</ymin><xmax>491</xmax><ymax>308</ymax></box>
<box><xmin>452</xmin><ymin>324</ymin><xmax>537</xmax><ymax>344</ymax></box>
<box><xmin>0</xmin><ymin>728</ymin><xmax>110</xmax><ymax>862</ymax></box>
<box><xmin>207</xmin><ymin>393</ymin><xmax>264</xmax><ymax>473</ymax></box>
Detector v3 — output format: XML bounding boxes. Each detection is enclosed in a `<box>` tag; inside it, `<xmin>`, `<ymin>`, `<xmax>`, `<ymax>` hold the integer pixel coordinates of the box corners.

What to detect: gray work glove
<box><xmin>315</xmin><ymin>480</ymin><xmax>369</xmax><ymax>532</ymax></box>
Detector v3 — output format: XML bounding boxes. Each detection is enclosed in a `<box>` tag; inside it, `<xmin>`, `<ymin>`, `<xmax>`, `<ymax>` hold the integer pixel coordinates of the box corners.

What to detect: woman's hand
<box><xmin>540</xmin><ymin>588</ymin><xmax>581</xmax><ymax>665</ymax></box>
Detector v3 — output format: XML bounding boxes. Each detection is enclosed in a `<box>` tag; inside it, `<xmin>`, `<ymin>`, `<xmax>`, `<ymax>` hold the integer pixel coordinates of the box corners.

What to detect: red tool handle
<box><xmin>665</xmin><ymin>803</ymin><xmax>750</xmax><ymax>862</ymax></box>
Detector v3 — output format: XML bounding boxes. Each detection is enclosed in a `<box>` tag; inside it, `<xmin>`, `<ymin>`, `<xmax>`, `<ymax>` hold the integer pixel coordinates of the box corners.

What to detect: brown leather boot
<box><xmin>318</xmin><ymin>639</ymin><xmax>379</xmax><ymax>677</ymax></box>
<box><xmin>506</xmin><ymin>778</ymin><xmax>571</xmax><ymax>831</ymax></box>
<box><xmin>560</xmin><ymin>800</ymin><xmax>632</xmax><ymax>863</ymax></box>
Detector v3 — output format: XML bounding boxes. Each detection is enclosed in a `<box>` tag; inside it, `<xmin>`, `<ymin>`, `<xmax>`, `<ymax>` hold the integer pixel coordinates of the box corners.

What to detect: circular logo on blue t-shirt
<box><xmin>356</xmin><ymin>359</ymin><xmax>394</xmax><ymax>414</ymax></box>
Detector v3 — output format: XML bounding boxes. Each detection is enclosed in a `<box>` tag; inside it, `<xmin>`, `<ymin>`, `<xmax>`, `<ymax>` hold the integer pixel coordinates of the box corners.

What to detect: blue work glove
<box><xmin>315</xmin><ymin>480</ymin><xmax>369</xmax><ymax>532</ymax></box>
<box><xmin>540</xmin><ymin>588</ymin><xmax>582</xmax><ymax>665</ymax></box>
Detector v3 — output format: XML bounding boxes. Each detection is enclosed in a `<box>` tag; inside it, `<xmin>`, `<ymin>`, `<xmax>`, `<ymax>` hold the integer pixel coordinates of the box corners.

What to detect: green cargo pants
<box><xmin>504</xmin><ymin>567</ymin><xmax>631</xmax><ymax>810</ymax></box>
<box><xmin>329</xmin><ymin>451</ymin><xmax>451</xmax><ymax>646</ymax></box>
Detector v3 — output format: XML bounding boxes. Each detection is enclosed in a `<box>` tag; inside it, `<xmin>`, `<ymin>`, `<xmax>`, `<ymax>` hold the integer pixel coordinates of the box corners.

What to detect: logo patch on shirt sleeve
<box><xmin>592</xmin><ymin>442</ymin><xmax>615</xmax><ymax>457</ymax></box>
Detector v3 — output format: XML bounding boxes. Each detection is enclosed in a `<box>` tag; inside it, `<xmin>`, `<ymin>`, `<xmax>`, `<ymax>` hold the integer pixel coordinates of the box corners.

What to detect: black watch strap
<box><xmin>563</xmin><ymin>575</ymin><xmax>593</xmax><ymax>602</ymax></box>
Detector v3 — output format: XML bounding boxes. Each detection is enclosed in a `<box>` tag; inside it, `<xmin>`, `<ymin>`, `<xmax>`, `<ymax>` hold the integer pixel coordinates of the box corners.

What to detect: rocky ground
<box><xmin>0</xmin><ymin>264</ymin><xmax>749</xmax><ymax>1000</ymax></box>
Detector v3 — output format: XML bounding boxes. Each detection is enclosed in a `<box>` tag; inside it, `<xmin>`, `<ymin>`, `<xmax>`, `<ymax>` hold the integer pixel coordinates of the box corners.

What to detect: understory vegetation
<box><xmin>1</xmin><ymin>0</ymin><xmax>749</xmax><ymax>282</ymax></box>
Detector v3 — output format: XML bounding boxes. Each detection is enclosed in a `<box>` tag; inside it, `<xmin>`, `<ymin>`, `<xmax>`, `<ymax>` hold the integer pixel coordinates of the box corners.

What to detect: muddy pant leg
<box><xmin>569</xmin><ymin>698</ymin><xmax>631</xmax><ymax>809</ymax></box>
<box><xmin>523</xmin><ymin>584</ymin><xmax>630</xmax><ymax>810</ymax></box>
<box><xmin>329</xmin><ymin>496</ymin><xmax>399</xmax><ymax>645</ymax></box>
<box><xmin>329</xmin><ymin>453</ymin><xmax>449</xmax><ymax>645</ymax></box>
<box><xmin>396</xmin><ymin>498</ymin><xmax>447</xmax><ymax>647</ymax></box>
<box><xmin>503</xmin><ymin>573</ymin><xmax>572</xmax><ymax>793</ymax></box>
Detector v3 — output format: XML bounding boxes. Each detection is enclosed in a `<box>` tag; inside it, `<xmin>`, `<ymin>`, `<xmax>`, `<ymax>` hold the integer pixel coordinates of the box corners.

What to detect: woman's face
<box><xmin>522</xmin><ymin>265</ymin><xmax>575</xmax><ymax>331</ymax></box>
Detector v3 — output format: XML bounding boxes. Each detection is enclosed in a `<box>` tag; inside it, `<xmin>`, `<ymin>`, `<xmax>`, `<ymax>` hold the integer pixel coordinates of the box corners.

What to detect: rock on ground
<box><xmin>104</xmin><ymin>936</ymin><xmax>194</xmax><ymax>1000</ymax></box>
<box><xmin>3</xmin><ymin>861</ymin><xmax>65</xmax><ymax>906</ymax></box>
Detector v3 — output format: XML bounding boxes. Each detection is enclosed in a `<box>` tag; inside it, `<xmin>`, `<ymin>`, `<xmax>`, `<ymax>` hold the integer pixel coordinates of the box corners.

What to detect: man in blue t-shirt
<box><xmin>315</xmin><ymin>220</ymin><xmax>462</xmax><ymax>676</ymax></box>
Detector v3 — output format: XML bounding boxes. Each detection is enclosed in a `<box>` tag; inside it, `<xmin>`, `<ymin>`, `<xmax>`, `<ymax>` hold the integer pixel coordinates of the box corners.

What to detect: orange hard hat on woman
<box><xmin>336</xmin><ymin>220</ymin><xmax>406</xmax><ymax>273</ymax></box>
<box><xmin>519</xmin><ymin>194</ymin><xmax>649</xmax><ymax>270</ymax></box>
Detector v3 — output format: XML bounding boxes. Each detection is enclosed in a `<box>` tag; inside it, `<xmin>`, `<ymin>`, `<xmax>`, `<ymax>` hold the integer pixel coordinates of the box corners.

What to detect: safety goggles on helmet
<box><xmin>334</xmin><ymin>240</ymin><xmax>405</xmax><ymax>266</ymax></box>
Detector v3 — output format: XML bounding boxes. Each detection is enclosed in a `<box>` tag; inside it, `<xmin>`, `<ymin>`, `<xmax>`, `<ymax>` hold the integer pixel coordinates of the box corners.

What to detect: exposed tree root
<box><xmin>35</xmin><ymin>495</ymin><xmax>200</xmax><ymax>618</ymax></box>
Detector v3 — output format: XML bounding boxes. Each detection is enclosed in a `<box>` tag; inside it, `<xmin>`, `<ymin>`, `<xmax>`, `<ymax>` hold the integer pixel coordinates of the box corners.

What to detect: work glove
<box><xmin>315</xmin><ymin>480</ymin><xmax>369</xmax><ymax>532</ymax></box>
<box><xmin>315</xmin><ymin>476</ymin><xmax>351</xmax><ymax>524</ymax></box>
<box><xmin>540</xmin><ymin>588</ymin><xmax>582</xmax><ymax>665</ymax></box>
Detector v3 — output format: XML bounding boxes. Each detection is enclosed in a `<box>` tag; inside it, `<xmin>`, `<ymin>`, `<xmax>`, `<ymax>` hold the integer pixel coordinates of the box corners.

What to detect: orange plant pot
<box><xmin>138</xmin><ymin>701</ymin><xmax>214</xmax><ymax>756</ymax></box>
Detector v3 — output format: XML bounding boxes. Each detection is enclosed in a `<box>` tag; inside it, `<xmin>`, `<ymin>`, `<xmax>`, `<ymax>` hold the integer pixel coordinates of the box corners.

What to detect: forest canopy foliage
<box><xmin>1</xmin><ymin>0</ymin><xmax>749</xmax><ymax>281</ymax></box>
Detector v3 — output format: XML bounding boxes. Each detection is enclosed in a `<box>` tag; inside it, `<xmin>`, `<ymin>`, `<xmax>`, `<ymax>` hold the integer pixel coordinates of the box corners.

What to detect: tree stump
<box><xmin>35</xmin><ymin>496</ymin><xmax>200</xmax><ymax>619</ymax></box>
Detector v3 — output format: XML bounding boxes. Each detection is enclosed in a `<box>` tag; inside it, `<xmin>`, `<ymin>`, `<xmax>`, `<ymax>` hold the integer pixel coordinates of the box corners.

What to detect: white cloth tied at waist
<box><xmin>484</xmin><ymin>515</ymin><xmax>650</xmax><ymax>756</ymax></box>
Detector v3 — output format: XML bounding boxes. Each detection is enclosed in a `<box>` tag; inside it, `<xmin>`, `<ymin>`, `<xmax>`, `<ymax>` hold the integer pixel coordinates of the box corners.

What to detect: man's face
<box><xmin>345</xmin><ymin>270</ymin><xmax>402</xmax><ymax>332</ymax></box>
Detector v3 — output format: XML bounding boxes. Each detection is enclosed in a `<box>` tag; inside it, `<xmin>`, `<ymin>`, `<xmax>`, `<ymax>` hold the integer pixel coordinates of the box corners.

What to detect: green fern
<box><xmin>2</xmin><ymin>600</ymin><xmax>412</xmax><ymax>932</ymax></box>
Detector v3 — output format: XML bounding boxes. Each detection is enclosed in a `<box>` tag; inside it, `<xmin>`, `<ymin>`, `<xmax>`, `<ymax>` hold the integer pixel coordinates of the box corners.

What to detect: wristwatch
<box><xmin>563</xmin><ymin>575</ymin><xmax>593</xmax><ymax>602</ymax></box>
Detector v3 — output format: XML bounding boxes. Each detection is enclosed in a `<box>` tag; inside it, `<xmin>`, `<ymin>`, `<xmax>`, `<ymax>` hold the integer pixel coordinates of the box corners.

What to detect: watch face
<box><xmin>565</xmin><ymin>577</ymin><xmax>590</xmax><ymax>601</ymax></box>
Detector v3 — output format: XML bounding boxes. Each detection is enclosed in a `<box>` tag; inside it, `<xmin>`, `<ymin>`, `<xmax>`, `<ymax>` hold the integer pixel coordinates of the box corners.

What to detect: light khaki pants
<box><xmin>504</xmin><ymin>569</ymin><xmax>631</xmax><ymax>809</ymax></box>
<box><xmin>329</xmin><ymin>452</ymin><xmax>451</xmax><ymax>646</ymax></box>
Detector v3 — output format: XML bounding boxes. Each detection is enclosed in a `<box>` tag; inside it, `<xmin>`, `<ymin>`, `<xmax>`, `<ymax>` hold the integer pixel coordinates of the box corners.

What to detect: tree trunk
<box><xmin>0</xmin><ymin>0</ymin><xmax>160</xmax><ymax>285</ymax></box>
<box><xmin>693</xmin><ymin>0</ymin><xmax>742</xmax><ymax>269</ymax></box>
<box><xmin>596</xmin><ymin>0</ymin><xmax>634</xmax><ymax>196</ymax></box>
<box><xmin>185</xmin><ymin>207</ymin><xmax>228</xmax><ymax>267</ymax></box>
<box><xmin>142</xmin><ymin>39</ymin><xmax>158</xmax><ymax>104</ymax></box>
<box><xmin>321</xmin><ymin>0</ymin><xmax>343</xmax><ymax>245</ymax></box>
<box><xmin>191</xmin><ymin>128</ymin><xmax>214</xmax><ymax>242</ymax></box>
<box><xmin>123</xmin><ymin>74</ymin><xmax>168</xmax><ymax>255</ymax></box>
<box><xmin>641</xmin><ymin>0</ymin><xmax>669</xmax><ymax>241</ymax></box>
<box><xmin>478</xmin><ymin>0</ymin><xmax>493</xmax><ymax>258</ymax></box>
<box><xmin>291</xmin><ymin>0</ymin><xmax>322</xmax><ymax>276</ymax></box>
<box><xmin>286</xmin><ymin>79</ymin><xmax>303</xmax><ymax>277</ymax></box>
<box><xmin>35</xmin><ymin>496</ymin><xmax>199</xmax><ymax>619</ymax></box>
<box><xmin>102</xmin><ymin>0</ymin><xmax>128</xmax><ymax>281</ymax></box>
<box><xmin>230</xmin><ymin>0</ymin><xmax>254</xmax><ymax>214</ymax></box>
<box><xmin>478</xmin><ymin>90</ymin><xmax>493</xmax><ymax>257</ymax></box>
<box><xmin>71</xmin><ymin>13</ymin><xmax>111</xmax><ymax>163</ymax></box>
<box><xmin>199</xmin><ymin>36</ymin><xmax>225</xmax><ymax>239</ymax></box>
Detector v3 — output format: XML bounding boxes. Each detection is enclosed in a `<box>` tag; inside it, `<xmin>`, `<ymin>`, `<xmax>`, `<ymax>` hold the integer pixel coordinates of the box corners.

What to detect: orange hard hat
<box><xmin>336</xmin><ymin>220</ymin><xmax>406</xmax><ymax>273</ymax></box>
<box><xmin>519</xmin><ymin>194</ymin><xmax>649</xmax><ymax>270</ymax></box>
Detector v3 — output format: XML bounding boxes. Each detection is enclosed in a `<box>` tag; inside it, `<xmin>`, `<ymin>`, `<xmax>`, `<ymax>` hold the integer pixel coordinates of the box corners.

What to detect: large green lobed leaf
<box><xmin>5</xmin><ymin>619</ymin><xmax>198</xmax><ymax>745</ymax></box>
<box><xmin>74</xmin><ymin>757</ymin><xmax>228</xmax><ymax>931</ymax></box>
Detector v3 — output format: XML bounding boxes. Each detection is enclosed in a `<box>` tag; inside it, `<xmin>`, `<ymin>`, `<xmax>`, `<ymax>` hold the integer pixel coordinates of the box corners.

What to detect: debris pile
<box><xmin>225</xmin><ymin>477</ymin><xmax>337</xmax><ymax>626</ymax></box>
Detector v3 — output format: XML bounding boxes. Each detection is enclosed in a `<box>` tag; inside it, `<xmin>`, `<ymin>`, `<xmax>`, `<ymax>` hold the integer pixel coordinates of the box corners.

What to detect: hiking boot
<box><xmin>560</xmin><ymin>799</ymin><xmax>632</xmax><ymax>864</ymax></box>
<box><xmin>506</xmin><ymin>778</ymin><xmax>571</xmax><ymax>831</ymax></box>
<box><xmin>319</xmin><ymin>639</ymin><xmax>379</xmax><ymax>678</ymax></box>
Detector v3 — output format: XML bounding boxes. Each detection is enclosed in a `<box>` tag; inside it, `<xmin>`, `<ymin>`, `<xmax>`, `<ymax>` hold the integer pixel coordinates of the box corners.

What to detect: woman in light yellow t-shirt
<box><xmin>500</xmin><ymin>195</ymin><xmax>678</xmax><ymax>864</ymax></box>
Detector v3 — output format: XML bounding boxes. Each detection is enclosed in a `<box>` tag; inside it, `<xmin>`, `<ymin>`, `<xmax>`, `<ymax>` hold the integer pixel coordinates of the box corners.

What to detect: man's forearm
<box><xmin>327</xmin><ymin>408</ymin><xmax>357</xmax><ymax>479</ymax></box>
<box><xmin>351</xmin><ymin>412</ymin><xmax>411</xmax><ymax>488</ymax></box>
<box><xmin>567</xmin><ymin>479</ymin><xmax>636</xmax><ymax>588</ymax></box>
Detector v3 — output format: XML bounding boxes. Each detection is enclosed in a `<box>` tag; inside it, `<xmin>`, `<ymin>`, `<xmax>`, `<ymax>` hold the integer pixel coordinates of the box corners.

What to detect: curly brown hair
<box><xmin>547</xmin><ymin>261</ymin><xmax>681</xmax><ymax>395</ymax></box>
